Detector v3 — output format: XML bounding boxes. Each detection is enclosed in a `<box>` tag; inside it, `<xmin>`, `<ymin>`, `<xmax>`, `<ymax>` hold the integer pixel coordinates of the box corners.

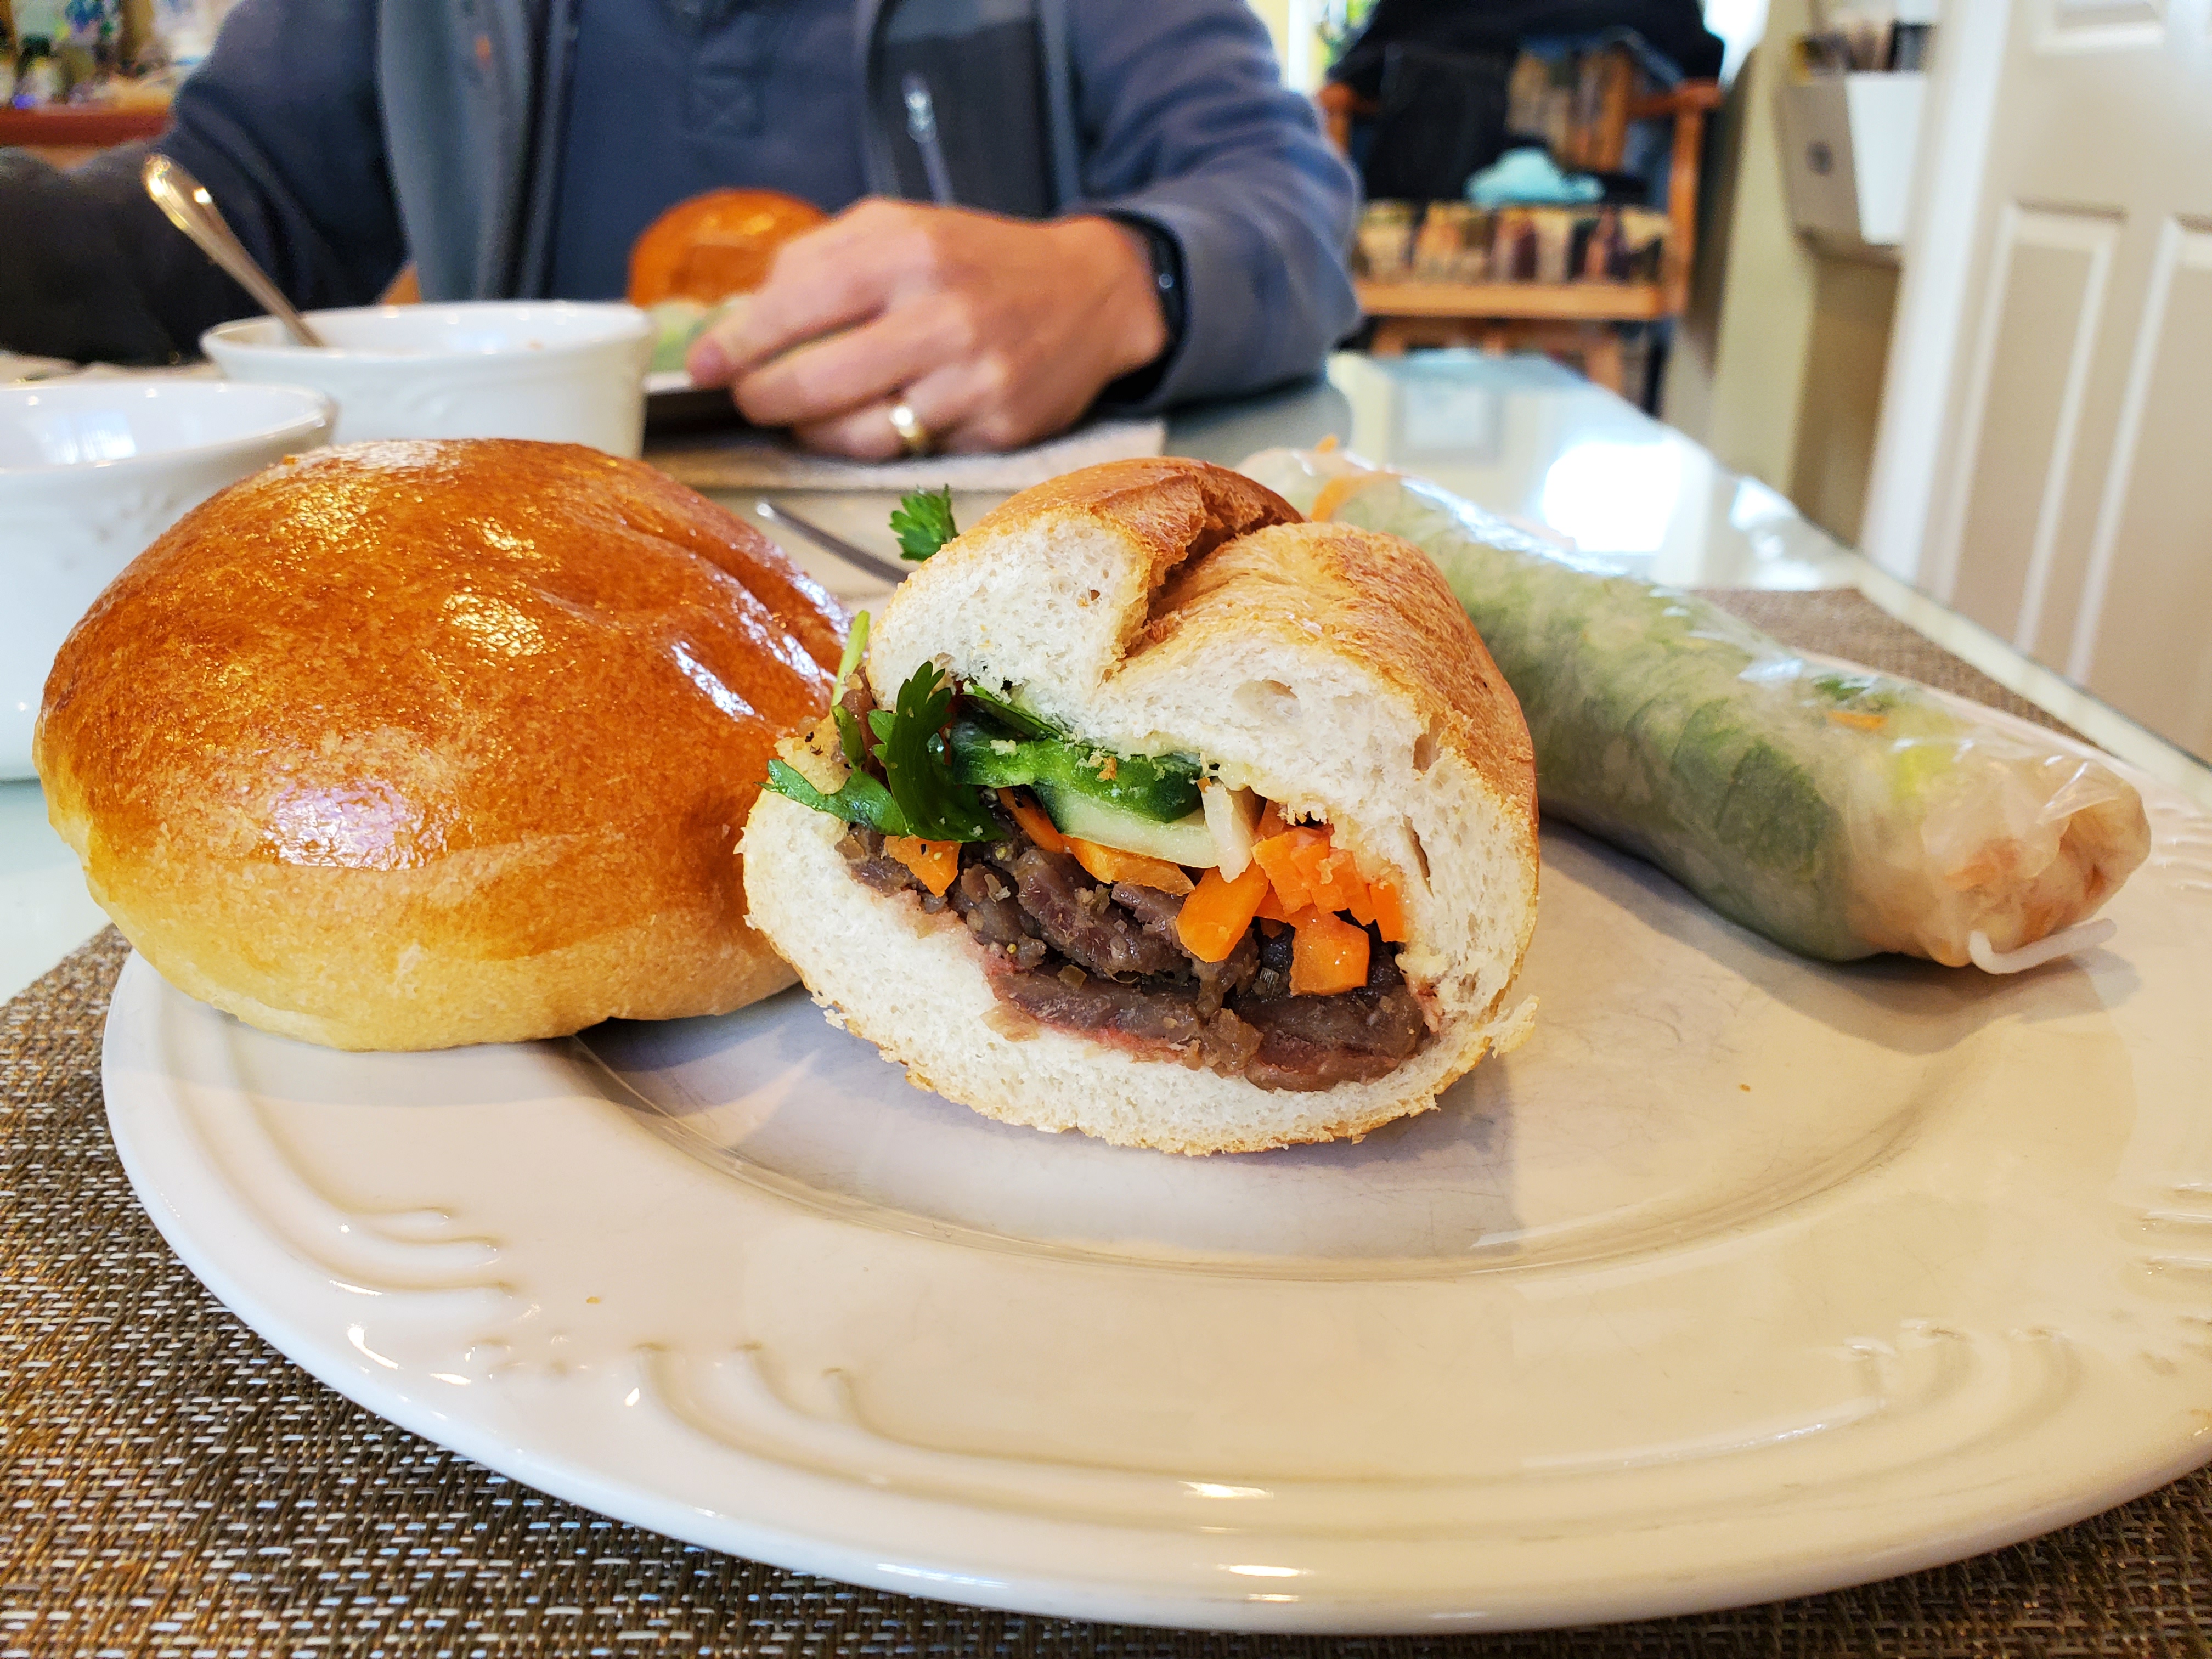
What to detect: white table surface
<box><xmin>7</xmin><ymin>350</ymin><xmax>2208</xmax><ymax>1005</ymax></box>
<box><xmin>0</xmin><ymin>777</ymin><xmax>111</xmax><ymax>1005</ymax></box>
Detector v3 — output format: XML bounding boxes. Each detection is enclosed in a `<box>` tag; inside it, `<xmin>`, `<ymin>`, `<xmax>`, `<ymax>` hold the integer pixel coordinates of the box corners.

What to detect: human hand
<box><xmin>684</xmin><ymin>200</ymin><xmax>1168</xmax><ymax>458</ymax></box>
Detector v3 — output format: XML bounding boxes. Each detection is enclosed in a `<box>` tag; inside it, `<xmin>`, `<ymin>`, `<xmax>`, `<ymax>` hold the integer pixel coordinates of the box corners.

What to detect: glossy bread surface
<box><xmin>37</xmin><ymin>438</ymin><xmax>844</xmax><ymax>1049</ymax></box>
<box><xmin>627</xmin><ymin>189</ymin><xmax>827</xmax><ymax>307</ymax></box>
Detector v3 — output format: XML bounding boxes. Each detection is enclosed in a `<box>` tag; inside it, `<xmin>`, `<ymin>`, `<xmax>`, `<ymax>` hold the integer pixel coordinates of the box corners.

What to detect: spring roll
<box><xmin>1238</xmin><ymin>448</ymin><xmax>2149</xmax><ymax>969</ymax></box>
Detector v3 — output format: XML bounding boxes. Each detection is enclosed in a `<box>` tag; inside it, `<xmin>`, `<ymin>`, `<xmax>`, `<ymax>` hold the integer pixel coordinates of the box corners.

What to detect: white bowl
<box><xmin>202</xmin><ymin>302</ymin><xmax>652</xmax><ymax>455</ymax></box>
<box><xmin>3</xmin><ymin>379</ymin><xmax>334</xmax><ymax>780</ymax></box>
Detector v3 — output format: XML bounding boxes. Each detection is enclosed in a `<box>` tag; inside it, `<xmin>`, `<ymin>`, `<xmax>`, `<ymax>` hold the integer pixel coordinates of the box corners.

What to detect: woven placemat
<box><xmin>3</xmin><ymin>593</ymin><xmax>2198</xmax><ymax>1658</ymax></box>
<box><xmin>1707</xmin><ymin>589</ymin><xmax>2087</xmax><ymax>742</ymax></box>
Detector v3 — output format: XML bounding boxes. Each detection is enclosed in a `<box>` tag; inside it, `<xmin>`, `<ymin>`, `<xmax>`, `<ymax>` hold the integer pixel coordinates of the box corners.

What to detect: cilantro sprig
<box><xmin>890</xmin><ymin>486</ymin><xmax>957</xmax><ymax>562</ymax></box>
<box><xmin>870</xmin><ymin>661</ymin><xmax>996</xmax><ymax>841</ymax></box>
<box><xmin>762</xmin><ymin>653</ymin><xmax>995</xmax><ymax>842</ymax></box>
<box><xmin>763</xmin><ymin>756</ymin><xmax>905</xmax><ymax>834</ymax></box>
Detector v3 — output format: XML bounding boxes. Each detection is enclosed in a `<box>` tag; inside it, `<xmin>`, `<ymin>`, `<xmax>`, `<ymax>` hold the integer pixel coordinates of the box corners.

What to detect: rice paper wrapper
<box><xmin>1238</xmin><ymin>447</ymin><xmax>2151</xmax><ymax>969</ymax></box>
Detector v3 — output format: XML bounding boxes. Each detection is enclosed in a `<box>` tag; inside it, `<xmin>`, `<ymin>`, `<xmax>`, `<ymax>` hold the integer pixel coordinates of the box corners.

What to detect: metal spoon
<box><xmin>142</xmin><ymin>154</ymin><xmax>326</xmax><ymax>348</ymax></box>
<box><xmin>754</xmin><ymin>499</ymin><xmax>909</xmax><ymax>586</ymax></box>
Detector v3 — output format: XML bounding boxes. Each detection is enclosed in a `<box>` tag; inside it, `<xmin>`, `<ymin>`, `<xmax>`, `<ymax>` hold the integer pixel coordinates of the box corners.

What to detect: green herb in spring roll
<box><xmin>1238</xmin><ymin>448</ymin><xmax>2149</xmax><ymax>971</ymax></box>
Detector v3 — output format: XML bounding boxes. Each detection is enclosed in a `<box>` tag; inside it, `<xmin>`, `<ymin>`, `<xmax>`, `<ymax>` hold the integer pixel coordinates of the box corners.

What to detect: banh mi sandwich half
<box><xmin>742</xmin><ymin>459</ymin><xmax>1539</xmax><ymax>1155</ymax></box>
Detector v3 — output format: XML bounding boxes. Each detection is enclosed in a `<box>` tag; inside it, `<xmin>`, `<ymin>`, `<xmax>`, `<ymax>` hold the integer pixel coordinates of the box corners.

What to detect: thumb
<box><xmin>683</xmin><ymin>295</ymin><xmax>758</xmax><ymax>386</ymax></box>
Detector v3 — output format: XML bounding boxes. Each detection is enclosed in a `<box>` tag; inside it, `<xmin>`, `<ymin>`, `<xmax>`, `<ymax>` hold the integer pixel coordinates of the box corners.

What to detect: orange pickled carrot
<box><xmin>1251</xmin><ymin>826</ymin><xmax>1326</xmax><ymax>912</ymax></box>
<box><xmin>998</xmin><ymin>788</ymin><xmax>1068</xmax><ymax>853</ymax></box>
<box><xmin>1295</xmin><ymin>838</ymin><xmax>1364</xmax><ymax>916</ymax></box>
<box><xmin>1290</xmin><ymin>907</ymin><xmax>1369</xmax><ymax>995</ymax></box>
<box><xmin>1252</xmin><ymin>811</ymin><xmax>1408</xmax><ymax>946</ymax></box>
<box><xmin>1174</xmin><ymin>864</ymin><xmax>1271</xmax><ymax>963</ymax></box>
<box><xmin>1255</xmin><ymin>799</ymin><xmax>1289</xmax><ymax>839</ymax></box>
<box><xmin>883</xmin><ymin>836</ymin><xmax>961</xmax><ymax>896</ymax></box>
<box><xmin>1825</xmin><ymin>709</ymin><xmax>1888</xmax><ymax>732</ymax></box>
<box><xmin>1065</xmin><ymin>836</ymin><xmax>1195</xmax><ymax>895</ymax></box>
<box><xmin>1368</xmin><ymin>876</ymin><xmax>1408</xmax><ymax>943</ymax></box>
<box><xmin>1343</xmin><ymin>876</ymin><xmax>1379</xmax><ymax>928</ymax></box>
<box><xmin>1311</xmin><ymin>474</ymin><xmax>1367</xmax><ymax>523</ymax></box>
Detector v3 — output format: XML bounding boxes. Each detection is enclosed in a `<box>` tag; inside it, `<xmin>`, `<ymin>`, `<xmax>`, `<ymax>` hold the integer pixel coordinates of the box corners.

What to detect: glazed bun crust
<box><xmin>36</xmin><ymin>438</ymin><xmax>844</xmax><ymax>1051</ymax></box>
<box><xmin>748</xmin><ymin>457</ymin><xmax>1541</xmax><ymax>1154</ymax></box>
<box><xmin>627</xmin><ymin>188</ymin><xmax>827</xmax><ymax>307</ymax></box>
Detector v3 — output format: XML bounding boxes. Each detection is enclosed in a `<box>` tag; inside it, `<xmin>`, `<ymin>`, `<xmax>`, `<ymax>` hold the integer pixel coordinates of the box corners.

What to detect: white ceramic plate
<box><xmin>103</xmin><ymin>718</ymin><xmax>2212</xmax><ymax>1633</ymax></box>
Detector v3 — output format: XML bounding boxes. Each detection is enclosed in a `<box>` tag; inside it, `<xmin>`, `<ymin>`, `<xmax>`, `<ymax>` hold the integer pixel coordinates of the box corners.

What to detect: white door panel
<box><xmin>2040</xmin><ymin>0</ymin><xmax>2165</xmax><ymax>54</ymax></box>
<box><xmin>1866</xmin><ymin>0</ymin><xmax>2212</xmax><ymax>757</ymax></box>
<box><xmin>1939</xmin><ymin>205</ymin><xmax>2116</xmax><ymax>644</ymax></box>
<box><xmin>2073</xmin><ymin>220</ymin><xmax>2212</xmax><ymax>753</ymax></box>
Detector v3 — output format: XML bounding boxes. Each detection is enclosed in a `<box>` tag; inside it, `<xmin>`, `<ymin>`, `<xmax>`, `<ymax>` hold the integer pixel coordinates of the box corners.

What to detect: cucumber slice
<box><xmin>1039</xmin><ymin>787</ymin><xmax>1218</xmax><ymax>867</ymax></box>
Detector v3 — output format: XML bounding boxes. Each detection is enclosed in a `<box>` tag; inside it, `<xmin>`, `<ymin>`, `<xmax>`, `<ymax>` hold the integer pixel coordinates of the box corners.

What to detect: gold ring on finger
<box><xmin>887</xmin><ymin>400</ymin><xmax>934</xmax><ymax>458</ymax></box>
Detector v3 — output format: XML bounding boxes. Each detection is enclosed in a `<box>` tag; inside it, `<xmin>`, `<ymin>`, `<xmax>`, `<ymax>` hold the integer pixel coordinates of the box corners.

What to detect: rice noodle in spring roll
<box><xmin>1238</xmin><ymin>447</ymin><xmax>2149</xmax><ymax>972</ymax></box>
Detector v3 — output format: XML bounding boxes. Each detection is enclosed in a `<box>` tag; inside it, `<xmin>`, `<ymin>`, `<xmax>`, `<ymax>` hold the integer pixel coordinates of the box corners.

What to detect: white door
<box><xmin>1862</xmin><ymin>0</ymin><xmax>2212</xmax><ymax>758</ymax></box>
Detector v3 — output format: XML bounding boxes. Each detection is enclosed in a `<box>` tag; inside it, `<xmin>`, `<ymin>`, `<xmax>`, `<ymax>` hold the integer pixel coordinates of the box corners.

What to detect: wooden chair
<box><xmin>1320</xmin><ymin>77</ymin><xmax>1722</xmax><ymax>394</ymax></box>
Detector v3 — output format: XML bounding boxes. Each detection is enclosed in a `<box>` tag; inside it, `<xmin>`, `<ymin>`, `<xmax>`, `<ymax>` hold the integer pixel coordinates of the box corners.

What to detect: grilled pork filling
<box><xmin>837</xmin><ymin>806</ymin><xmax>1430</xmax><ymax>1092</ymax></box>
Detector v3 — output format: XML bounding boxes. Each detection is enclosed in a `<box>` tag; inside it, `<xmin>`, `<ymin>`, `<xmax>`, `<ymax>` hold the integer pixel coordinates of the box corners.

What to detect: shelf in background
<box><xmin>0</xmin><ymin>105</ymin><xmax>168</xmax><ymax>166</ymax></box>
<box><xmin>1356</xmin><ymin>279</ymin><xmax>1672</xmax><ymax>322</ymax></box>
<box><xmin>0</xmin><ymin>105</ymin><xmax>166</xmax><ymax>144</ymax></box>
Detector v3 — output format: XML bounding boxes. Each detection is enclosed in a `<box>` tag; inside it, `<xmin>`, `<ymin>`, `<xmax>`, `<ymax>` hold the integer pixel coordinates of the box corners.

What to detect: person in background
<box><xmin>0</xmin><ymin>0</ymin><xmax>1360</xmax><ymax>458</ymax></box>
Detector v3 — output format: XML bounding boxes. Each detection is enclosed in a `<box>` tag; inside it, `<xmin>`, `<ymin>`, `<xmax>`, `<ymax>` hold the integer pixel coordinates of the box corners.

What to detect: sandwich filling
<box><xmin>836</xmin><ymin>807</ymin><xmax>1425</xmax><ymax>1091</ymax></box>
<box><xmin>764</xmin><ymin>639</ymin><xmax>1435</xmax><ymax>1092</ymax></box>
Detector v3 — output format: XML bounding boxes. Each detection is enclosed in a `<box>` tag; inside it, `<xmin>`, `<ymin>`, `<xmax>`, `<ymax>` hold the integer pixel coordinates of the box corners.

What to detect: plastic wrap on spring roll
<box><xmin>1237</xmin><ymin>447</ymin><xmax>2151</xmax><ymax>970</ymax></box>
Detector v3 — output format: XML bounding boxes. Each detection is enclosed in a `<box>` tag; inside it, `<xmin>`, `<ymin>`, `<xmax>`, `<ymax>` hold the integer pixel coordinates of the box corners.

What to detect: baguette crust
<box><xmin>1139</xmin><ymin>517</ymin><xmax>1539</xmax><ymax>861</ymax></box>
<box><xmin>751</xmin><ymin>458</ymin><xmax>1539</xmax><ymax>1153</ymax></box>
<box><xmin>965</xmin><ymin>454</ymin><xmax>1299</xmax><ymax>600</ymax></box>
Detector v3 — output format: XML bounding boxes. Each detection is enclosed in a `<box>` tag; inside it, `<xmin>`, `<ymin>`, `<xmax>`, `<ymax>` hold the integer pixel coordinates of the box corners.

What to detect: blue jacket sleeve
<box><xmin>0</xmin><ymin>0</ymin><xmax>402</xmax><ymax>363</ymax></box>
<box><xmin>157</xmin><ymin>0</ymin><xmax>408</xmax><ymax>312</ymax></box>
<box><xmin>1064</xmin><ymin>0</ymin><xmax>1361</xmax><ymax>410</ymax></box>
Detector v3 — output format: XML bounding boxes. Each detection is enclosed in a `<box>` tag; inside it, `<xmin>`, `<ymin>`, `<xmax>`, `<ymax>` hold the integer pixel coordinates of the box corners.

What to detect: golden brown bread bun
<box><xmin>627</xmin><ymin>189</ymin><xmax>827</xmax><ymax>307</ymax></box>
<box><xmin>35</xmin><ymin>438</ymin><xmax>845</xmax><ymax>1051</ymax></box>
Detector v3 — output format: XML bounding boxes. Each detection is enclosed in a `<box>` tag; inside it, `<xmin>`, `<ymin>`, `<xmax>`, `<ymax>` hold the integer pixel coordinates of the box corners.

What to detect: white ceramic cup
<box><xmin>202</xmin><ymin>301</ymin><xmax>653</xmax><ymax>456</ymax></box>
<box><xmin>1</xmin><ymin>379</ymin><xmax>335</xmax><ymax>780</ymax></box>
